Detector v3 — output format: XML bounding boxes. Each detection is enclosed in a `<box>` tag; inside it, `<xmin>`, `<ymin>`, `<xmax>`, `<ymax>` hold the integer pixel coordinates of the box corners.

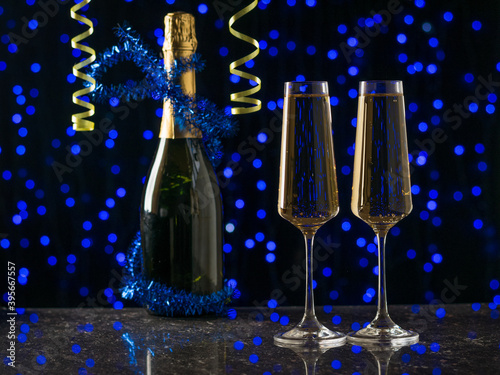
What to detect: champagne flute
<box><xmin>274</xmin><ymin>81</ymin><xmax>346</xmax><ymax>347</ymax></box>
<box><xmin>349</xmin><ymin>80</ymin><xmax>418</xmax><ymax>345</ymax></box>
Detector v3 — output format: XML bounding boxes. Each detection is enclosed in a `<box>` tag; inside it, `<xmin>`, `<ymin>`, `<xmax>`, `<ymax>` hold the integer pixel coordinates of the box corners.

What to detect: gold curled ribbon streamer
<box><xmin>70</xmin><ymin>0</ymin><xmax>96</xmax><ymax>131</ymax></box>
<box><xmin>228</xmin><ymin>0</ymin><xmax>261</xmax><ymax>115</ymax></box>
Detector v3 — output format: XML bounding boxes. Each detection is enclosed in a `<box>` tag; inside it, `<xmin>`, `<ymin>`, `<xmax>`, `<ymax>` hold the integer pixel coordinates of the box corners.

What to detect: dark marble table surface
<box><xmin>1</xmin><ymin>304</ymin><xmax>499</xmax><ymax>374</ymax></box>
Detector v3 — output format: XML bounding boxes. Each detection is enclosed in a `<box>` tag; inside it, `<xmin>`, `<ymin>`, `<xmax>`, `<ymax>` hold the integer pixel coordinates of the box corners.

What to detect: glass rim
<box><xmin>359</xmin><ymin>80</ymin><xmax>403</xmax><ymax>94</ymax></box>
<box><xmin>359</xmin><ymin>80</ymin><xmax>402</xmax><ymax>84</ymax></box>
<box><xmin>285</xmin><ymin>80</ymin><xmax>328</xmax><ymax>85</ymax></box>
<box><xmin>285</xmin><ymin>81</ymin><xmax>329</xmax><ymax>95</ymax></box>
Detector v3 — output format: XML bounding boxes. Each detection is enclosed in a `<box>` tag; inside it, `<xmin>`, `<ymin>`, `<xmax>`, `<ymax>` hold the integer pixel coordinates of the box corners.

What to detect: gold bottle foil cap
<box><xmin>164</xmin><ymin>12</ymin><xmax>197</xmax><ymax>51</ymax></box>
<box><xmin>160</xmin><ymin>12</ymin><xmax>200</xmax><ymax>139</ymax></box>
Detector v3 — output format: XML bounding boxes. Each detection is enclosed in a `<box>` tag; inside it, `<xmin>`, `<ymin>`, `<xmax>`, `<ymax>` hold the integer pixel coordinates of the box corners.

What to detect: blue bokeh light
<box><xmin>341</xmin><ymin>221</ymin><xmax>351</xmax><ymax>231</ymax></box>
<box><xmin>219</xmin><ymin>46</ymin><xmax>228</xmax><ymax>57</ymax></box>
<box><xmin>331</xmin><ymin>360</ymin><xmax>342</xmax><ymax>370</ymax></box>
<box><xmin>433</xmin><ymin>99</ymin><xmax>443</xmax><ymax>109</ymax></box>
<box><xmin>436</xmin><ymin>308</ymin><xmax>446</xmax><ymax>318</ymax></box>
<box><xmin>472</xmin><ymin>20</ymin><xmax>482</xmax><ymax>30</ymax></box>
<box><xmin>266</xmin><ymin>253</ymin><xmax>276</xmax><ymax>263</ymax></box>
<box><xmin>427</xmin><ymin>64</ymin><xmax>437</xmax><ymax>74</ymax></box>
<box><xmin>327</xmin><ymin>50</ymin><xmax>338</xmax><ymax>60</ymax></box>
<box><xmin>473</xmin><ymin>219</ymin><xmax>483</xmax><ymax>229</ymax></box>
<box><xmin>36</xmin><ymin>355</ymin><xmax>46</xmax><ymax>365</ymax></box>
<box><xmin>66</xmin><ymin>264</ymin><xmax>76</xmax><ymax>273</ymax></box>
<box><xmin>397</xmin><ymin>34</ymin><xmax>407</xmax><ymax>44</ymax></box>
<box><xmin>404</xmin><ymin>15</ymin><xmax>414</xmax><ymax>24</ymax></box>
<box><xmin>40</xmin><ymin>236</ymin><xmax>50</xmax><ymax>246</ymax></box>
<box><xmin>245</xmin><ymin>239</ymin><xmax>255</xmax><ymax>249</ymax></box>
<box><xmin>348</xmin><ymin>66</ymin><xmax>359</xmax><ymax>76</ymax></box>
<box><xmin>418</xmin><ymin>122</ymin><xmax>428</xmax><ymax>132</ymax></box>
<box><xmin>432</xmin><ymin>253</ymin><xmax>443</xmax><ymax>263</ymax></box>
<box><xmin>256</xmin><ymin>180</ymin><xmax>266</xmax><ymax>191</ymax></box>
<box><xmin>356</xmin><ymin>238</ymin><xmax>366</xmax><ymax>247</ymax></box>
<box><xmin>197</xmin><ymin>3</ymin><xmax>208</xmax><ymax>14</ymax></box>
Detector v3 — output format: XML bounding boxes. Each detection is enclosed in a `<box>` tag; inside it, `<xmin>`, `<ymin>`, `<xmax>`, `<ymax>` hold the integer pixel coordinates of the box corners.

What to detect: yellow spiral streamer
<box><xmin>70</xmin><ymin>0</ymin><xmax>96</xmax><ymax>131</ymax></box>
<box><xmin>228</xmin><ymin>0</ymin><xmax>261</xmax><ymax>115</ymax></box>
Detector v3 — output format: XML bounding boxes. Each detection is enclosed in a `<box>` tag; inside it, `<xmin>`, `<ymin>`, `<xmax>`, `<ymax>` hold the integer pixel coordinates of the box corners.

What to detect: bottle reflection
<box><xmin>146</xmin><ymin>348</ymin><xmax>152</xmax><ymax>375</ymax></box>
<box><xmin>122</xmin><ymin>331</ymin><xmax>226</xmax><ymax>374</ymax></box>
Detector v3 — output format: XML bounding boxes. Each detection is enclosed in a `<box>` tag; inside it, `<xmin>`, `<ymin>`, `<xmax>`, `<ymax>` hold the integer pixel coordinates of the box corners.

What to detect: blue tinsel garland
<box><xmin>86</xmin><ymin>23</ymin><xmax>238</xmax><ymax>165</ymax></box>
<box><xmin>120</xmin><ymin>232</ymin><xmax>236</xmax><ymax>317</ymax></box>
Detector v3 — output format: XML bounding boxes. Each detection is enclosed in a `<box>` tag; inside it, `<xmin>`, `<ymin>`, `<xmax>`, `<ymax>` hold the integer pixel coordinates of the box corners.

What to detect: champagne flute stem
<box><xmin>304</xmin><ymin>358</ymin><xmax>318</xmax><ymax>375</ymax></box>
<box><xmin>377</xmin><ymin>360</ymin><xmax>388</xmax><ymax>375</ymax></box>
<box><xmin>375</xmin><ymin>231</ymin><xmax>391</xmax><ymax>324</ymax></box>
<box><xmin>303</xmin><ymin>232</ymin><xmax>317</xmax><ymax>320</ymax></box>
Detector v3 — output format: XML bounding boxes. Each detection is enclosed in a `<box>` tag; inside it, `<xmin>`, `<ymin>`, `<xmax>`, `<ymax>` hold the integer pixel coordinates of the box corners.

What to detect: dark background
<box><xmin>1</xmin><ymin>0</ymin><xmax>499</xmax><ymax>310</ymax></box>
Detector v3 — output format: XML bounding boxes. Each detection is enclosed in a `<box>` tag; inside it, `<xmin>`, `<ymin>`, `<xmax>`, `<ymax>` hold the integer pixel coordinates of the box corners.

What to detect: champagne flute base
<box><xmin>347</xmin><ymin>325</ymin><xmax>418</xmax><ymax>346</ymax></box>
<box><xmin>274</xmin><ymin>321</ymin><xmax>346</xmax><ymax>348</ymax></box>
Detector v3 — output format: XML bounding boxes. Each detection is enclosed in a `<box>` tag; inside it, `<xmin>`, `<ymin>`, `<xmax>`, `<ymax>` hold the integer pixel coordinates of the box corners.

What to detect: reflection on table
<box><xmin>1</xmin><ymin>304</ymin><xmax>498</xmax><ymax>374</ymax></box>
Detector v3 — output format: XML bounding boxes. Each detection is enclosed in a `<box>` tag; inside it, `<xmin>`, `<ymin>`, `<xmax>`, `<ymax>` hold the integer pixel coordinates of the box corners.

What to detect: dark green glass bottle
<box><xmin>140</xmin><ymin>12</ymin><xmax>223</xmax><ymax>315</ymax></box>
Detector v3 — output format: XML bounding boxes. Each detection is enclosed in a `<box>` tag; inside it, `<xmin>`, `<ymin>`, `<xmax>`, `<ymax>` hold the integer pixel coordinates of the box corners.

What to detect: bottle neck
<box><xmin>159</xmin><ymin>49</ymin><xmax>201</xmax><ymax>139</ymax></box>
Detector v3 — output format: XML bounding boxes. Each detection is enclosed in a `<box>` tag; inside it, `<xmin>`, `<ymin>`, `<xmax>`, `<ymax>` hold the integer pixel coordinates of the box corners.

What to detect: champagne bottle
<box><xmin>140</xmin><ymin>12</ymin><xmax>223</xmax><ymax>315</ymax></box>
